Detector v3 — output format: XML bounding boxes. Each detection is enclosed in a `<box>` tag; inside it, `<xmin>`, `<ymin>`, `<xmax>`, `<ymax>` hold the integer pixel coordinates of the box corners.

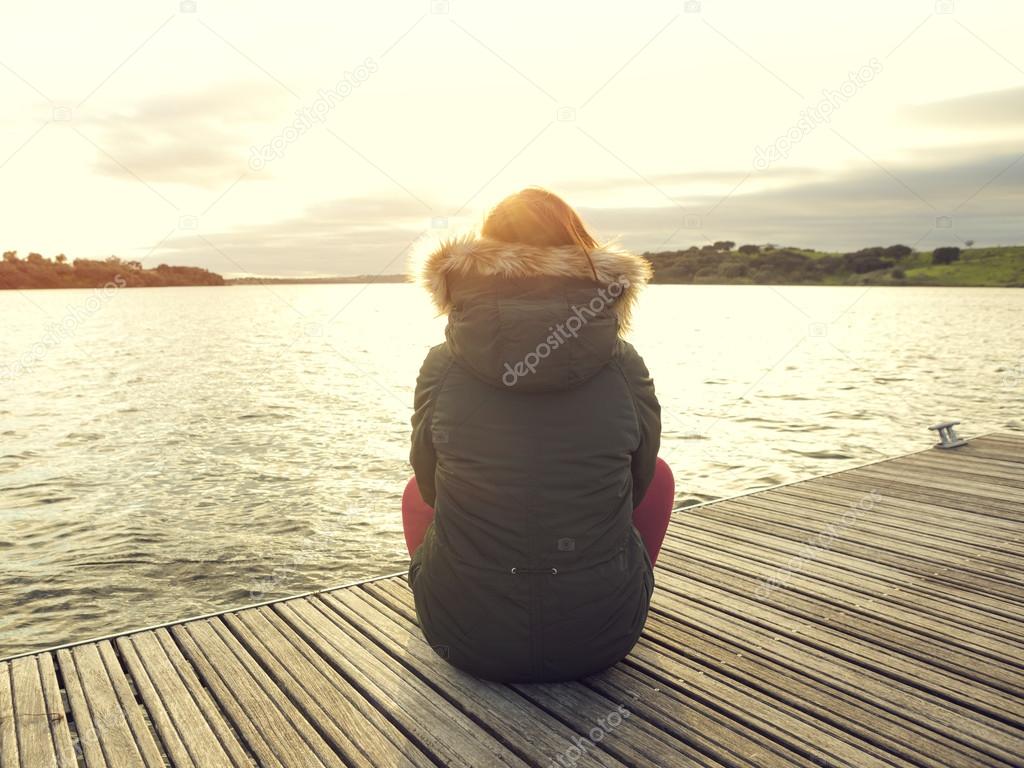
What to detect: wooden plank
<box><xmin>663</xmin><ymin>512</ymin><xmax>1024</xmax><ymax>640</ymax></box>
<box><xmin>730</xmin><ymin>481</ymin><xmax>1024</xmax><ymax>554</ymax></box>
<box><xmin>57</xmin><ymin>648</ymin><xmax>104</xmax><ymax>768</ymax></box>
<box><xmin>587</xmin><ymin>665</ymin><xmax>817</xmax><ymax>767</ymax></box>
<box><xmin>93</xmin><ymin>642</ymin><xmax>164</xmax><ymax>767</ymax></box>
<box><xmin>117</xmin><ymin>630</ymin><xmax>251</xmax><ymax>768</ymax></box>
<box><xmin>645</xmin><ymin>590</ymin><xmax>1024</xmax><ymax>765</ymax></box>
<box><xmin>775</xmin><ymin>477</ymin><xmax>1024</xmax><ymax>528</ymax></box>
<box><xmin>152</xmin><ymin>629</ymin><xmax>253</xmax><ymax>766</ymax></box>
<box><xmin>638</xmin><ymin>612</ymin><xmax>1004</xmax><ymax>768</ymax></box>
<box><xmin>374</xmin><ymin>564</ymin><xmax>1024</xmax><ymax>765</ymax></box>
<box><xmin>330</xmin><ymin>585</ymin><xmax>630</xmax><ymax>768</ymax></box>
<box><xmin>780</xmin><ymin>479</ymin><xmax>1024</xmax><ymax>538</ymax></box>
<box><xmin>0</xmin><ymin>662</ymin><xmax>17</xmax><ymax>768</ymax></box>
<box><xmin>817</xmin><ymin>472</ymin><xmax>1024</xmax><ymax>520</ymax></box>
<box><xmin>720</xmin><ymin>492</ymin><xmax>1024</xmax><ymax>573</ymax></box>
<box><xmin>609</xmin><ymin>654</ymin><xmax>903</xmax><ymax>768</ymax></box>
<box><xmin>2</xmin><ymin>656</ymin><xmax>75</xmax><ymax>768</ymax></box>
<box><xmin>276</xmin><ymin>597</ymin><xmax>529</xmax><ymax>768</ymax></box>
<box><xmin>9</xmin><ymin>656</ymin><xmax>57</xmax><ymax>768</ymax></box>
<box><xmin>656</xmin><ymin>539</ymin><xmax>1024</xmax><ymax>695</ymax></box>
<box><xmin>669</xmin><ymin>504</ymin><xmax>1024</xmax><ymax>619</ymax></box>
<box><xmin>642</xmin><ymin>606</ymin><xmax>1024</xmax><ymax>767</ymax></box>
<box><xmin>848</xmin><ymin>464</ymin><xmax>1024</xmax><ymax>505</ymax></box>
<box><xmin>357</xmin><ymin>580</ymin><xmax>419</xmax><ymax>622</ymax></box>
<box><xmin>57</xmin><ymin>643</ymin><xmax>162</xmax><ymax>768</ymax></box>
<box><xmin>909</xmin><ymin>445</ymin><xmax>1024</xmax><ymax>470</ymax></box>
<box><xmin>168</xmin><ymin>621</ymin><xmax>287</xmax><ymax>768</ymax></box>
<box><xmin>650</xmin><ymin>566</ymin><xmax>1024</xmax><ymax>734</ymax></box>
<box><xmin>966</xmin><ymin>435</ymin><xmax>1024</xmax><ymax>459</ymax></box>
<box><xmin>117</xmin><ymin>634</ymin><xmax>198</xmax><ymax>768</ymax></box>
<box><xmin>364</xmin><ymin>578</ymin><xmax>823</xmax><ymax>767</ymax></box>
<box><xmin>962</xmin><ymin>446</ymin><xmax>1024</xmax><ymax>465</ymax></box>
<box><xmin>899</xmin><ymin>454</ymin><xmax>1024</xmax><ymax>487</ymax></box>
<box><xmin>819</xmin><ymin>453</ymin><xmax>1024</xmax><ymax>491</ymax></box>
<box><xmin>952</xmin><ymin>438</ymin><xmax>1024</xmax><ymax>458</ymax></box>
<box><xmin>35</xmin><ymin>654</ymin><xmax>75</xmax><ymax>768</ymax></box>
<box><xmin>224</xmin><ymin>607</ymin><xmax>430</xmax><ymax>768</ymax></box>
<box><xmin>234</xmin><ymin>608</ymin><xmax>434</xmax><ymax>768</ymax></box>
<box><xmin>370</xmin><ymin>581</ymin><xmax>942</xmax><ymax>768</ymax></box>
<box><xmin>172</xmin><ymin>618</ymin><xmax>342</xmax><ymax>768</ymax></box>
<box><xmin>692</xmin><ymin>498</ymin><xmax>1024</xmax><ymax>600</ymax></box>
<box><xmin>884</xmin><ymin>446</ymin><xmax>1024</xmax><ymax>479</ymax></box>
<box><xmin>661</xmin><ymin>521</ymin><xmax>1024</xmax><ymax>655</ymax></box>
<box><xmin>511</xmin><ymin>675</ymin><xmax>729</xmax><ymax>768</ymax></box>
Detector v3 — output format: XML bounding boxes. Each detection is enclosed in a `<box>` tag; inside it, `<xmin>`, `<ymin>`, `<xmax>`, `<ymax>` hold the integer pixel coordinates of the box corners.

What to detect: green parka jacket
<box><xmin>408</xmin><ymin>235</ymin><xmax>661</xmax><ymax>683</ymax></box>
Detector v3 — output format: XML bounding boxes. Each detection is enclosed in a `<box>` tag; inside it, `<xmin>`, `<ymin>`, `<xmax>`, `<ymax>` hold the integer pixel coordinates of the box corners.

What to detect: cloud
<box><xmin>80</xmin><ymin>82</ymin><xmax>291</xmax><ymax>188</ymax></box>
<box><xmin>585</xmin><ymin>144</ymin><xmax>1024</xmax><ymax>252</ymax></box>
<box><xmin>908</xmin><ymin>86</ymin><xmax>1024</xmax><ymax>127</ymax></box>
<box><xmin>553</xmin><ymin>166</ymin><xmax>821</xmax><ymax>197</ymax></box>
<box><xmin>144</xmin><ymin>141</ymin><xmax>1024</xmax><ymax>275</ymax></box>
<box><xmin>149</xmin><ymin>196</ymin><xmax>438</xmax><ymax>276</ymax></box>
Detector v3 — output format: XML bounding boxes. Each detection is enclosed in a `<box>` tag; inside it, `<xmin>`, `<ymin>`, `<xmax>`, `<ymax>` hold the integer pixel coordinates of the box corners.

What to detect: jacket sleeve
<box><xmin>618</xmin><ymin>342</ymin><xmax>662</xmax><ymax>507</ymax></box>
<box><xmin>410</xmin><ymin>344</ymin><xmax>451</xmax><ymax>508</ymax></box>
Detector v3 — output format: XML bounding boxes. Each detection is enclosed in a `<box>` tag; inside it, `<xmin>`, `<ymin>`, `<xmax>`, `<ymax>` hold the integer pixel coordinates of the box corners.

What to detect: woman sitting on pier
<box><xmin>404</xmin><ymin>187</ymin><xmax>672</xmax><ymax>683</ymax></box>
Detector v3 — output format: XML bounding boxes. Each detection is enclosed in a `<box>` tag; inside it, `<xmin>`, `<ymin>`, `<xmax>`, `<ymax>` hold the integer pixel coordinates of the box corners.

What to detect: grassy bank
<box><xmin>644</xmin><ymin>244</ymin><xmax>1024</xmax><ymax>286</ymax></box>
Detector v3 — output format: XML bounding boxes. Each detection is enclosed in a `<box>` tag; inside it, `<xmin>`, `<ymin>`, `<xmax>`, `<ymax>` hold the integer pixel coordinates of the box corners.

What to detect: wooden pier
<box><xmin>2</xmin><ymin>433</ymin><xmax>1022</xmax><ymax>767</ymax></box>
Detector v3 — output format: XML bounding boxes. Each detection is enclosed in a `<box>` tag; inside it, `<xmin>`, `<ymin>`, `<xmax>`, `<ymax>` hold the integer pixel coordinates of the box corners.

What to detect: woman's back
<box><xmin>408</xmin><ymin>222</ymin><xmax>662</xmax><ymax>683</ymax></box>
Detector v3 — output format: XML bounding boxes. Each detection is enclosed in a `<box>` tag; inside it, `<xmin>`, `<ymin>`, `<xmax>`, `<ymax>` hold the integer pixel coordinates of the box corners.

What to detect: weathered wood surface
<box><xmin>1</xmin><ymin>433</ymin><xmax>1022</xmax><ymax>767</ymax></box>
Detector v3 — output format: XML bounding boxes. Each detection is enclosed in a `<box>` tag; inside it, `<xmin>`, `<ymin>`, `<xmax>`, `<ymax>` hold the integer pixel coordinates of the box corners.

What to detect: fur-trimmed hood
<box><xmin>412</xmin><ymin>235</ymin><xmax>651</xmax><ymax>334</ymax></box>
<box><xmin>411</xmin><ymin>235</ymin><xmax>651</xmax><ymax>392</ymax></box>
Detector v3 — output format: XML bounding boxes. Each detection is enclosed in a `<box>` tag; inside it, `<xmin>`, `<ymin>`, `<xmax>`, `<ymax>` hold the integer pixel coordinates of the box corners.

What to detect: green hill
<box><xmin>643</xmin><ymin>244</ymin><xmax>1024</xmax><ymax>287</ymax></box>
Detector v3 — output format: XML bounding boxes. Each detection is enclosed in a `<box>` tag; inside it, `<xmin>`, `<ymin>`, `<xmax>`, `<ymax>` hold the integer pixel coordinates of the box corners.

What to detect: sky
<box><xmin>1</xmin><ymin>0</ymin><xmax>1022</xmax><ymax>277</ymax></box>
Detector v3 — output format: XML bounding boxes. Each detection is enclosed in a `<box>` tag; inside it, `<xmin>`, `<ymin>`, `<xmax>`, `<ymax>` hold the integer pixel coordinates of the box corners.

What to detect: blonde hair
<box><xmin>481</xmin><ymin>187</ymin><xmax>599</xmax><ymax>280</ymax></box>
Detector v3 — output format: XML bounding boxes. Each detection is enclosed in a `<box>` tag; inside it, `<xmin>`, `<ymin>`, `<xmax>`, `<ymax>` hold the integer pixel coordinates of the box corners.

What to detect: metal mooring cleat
<box><xmin>930</xmin><ymin>420</ymin><xmax>968</xmax><ymax>449</ymax></box>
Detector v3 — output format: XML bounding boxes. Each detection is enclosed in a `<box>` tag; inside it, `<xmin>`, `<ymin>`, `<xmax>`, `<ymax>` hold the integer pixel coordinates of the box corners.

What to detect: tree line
<box><xmin>0</xmin><ymin>251</ymin><xmax>224</xmax><ymax>289</ymax></box>
<box><xmin>2</xmin><ymin>242</ymin><xmax>980</xmax><ymax>290</ymax></box>
<box><xmin>643</xmin><ymin>242</ymin><xmax>963</xmax><ymax>284</ymax></box>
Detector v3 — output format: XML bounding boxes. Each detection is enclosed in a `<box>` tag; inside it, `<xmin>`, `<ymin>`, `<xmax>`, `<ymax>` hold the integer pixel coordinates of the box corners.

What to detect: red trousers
<box><xmin>402</xmin><ymin>458</ymin><xmax>675</xmax><ymax>566</ymax></box>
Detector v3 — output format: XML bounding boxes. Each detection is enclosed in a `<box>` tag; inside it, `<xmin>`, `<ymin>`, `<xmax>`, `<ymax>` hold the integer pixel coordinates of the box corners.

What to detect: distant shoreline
<box><xmin>0</xmin><ymin>253</ymin><xmax>223</xmax><ymax>290</ymax></box>
<box><xmin>4</xmin><ymin>280</ymin><xmax>1020</xmax><ymax>290</ymax></box>
<box><xmin>3</xmin><ymin>244</ymin><xmax>1022</xmax><ymax>289</ymax></box>
<box><xmin>225</xmin><ymin>274</ymin><xmax>408</xmax><ymax>285</ymax></box>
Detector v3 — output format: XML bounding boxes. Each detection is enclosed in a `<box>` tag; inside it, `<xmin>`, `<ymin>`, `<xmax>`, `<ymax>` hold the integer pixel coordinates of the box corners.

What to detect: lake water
<box><xmin>1</xmin><ymin>284</ymin><xmax>1021</xmax><ymax>657</ymax></box>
